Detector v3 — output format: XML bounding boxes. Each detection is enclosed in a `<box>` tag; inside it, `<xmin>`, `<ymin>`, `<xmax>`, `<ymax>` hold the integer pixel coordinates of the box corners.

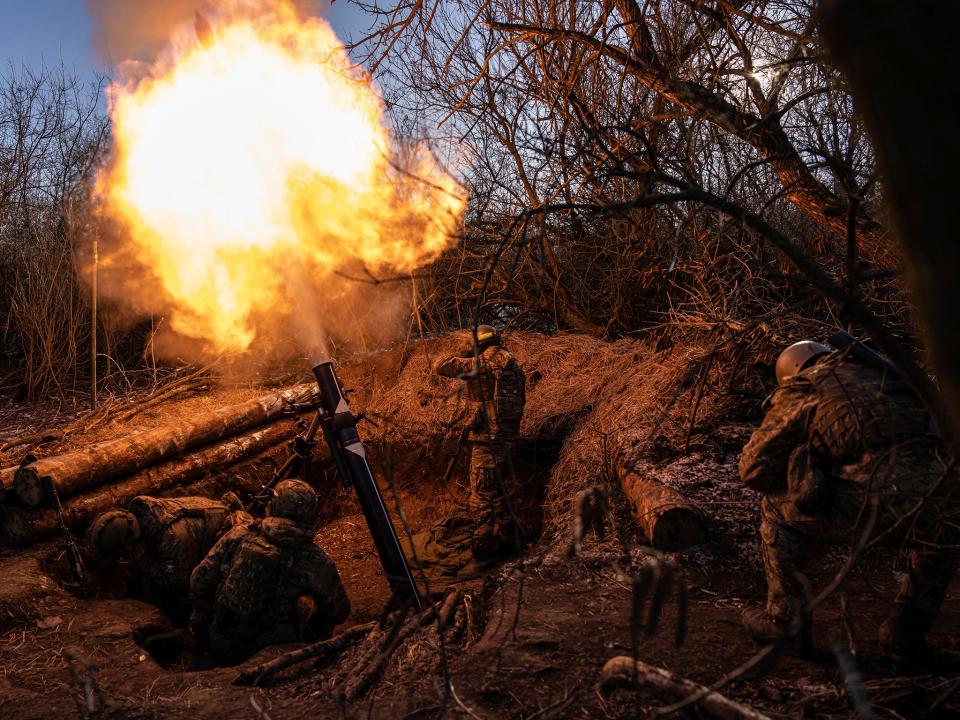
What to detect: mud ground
<box><xmin>1</xmin><ymin>377</ymin><xmax>959</xmax><ymax>718</ymax></box>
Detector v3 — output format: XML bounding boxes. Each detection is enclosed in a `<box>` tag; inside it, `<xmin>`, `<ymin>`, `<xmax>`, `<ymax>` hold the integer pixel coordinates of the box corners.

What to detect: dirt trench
<box><xmin>3</xmin><ymin>333</ymin><xmax>960</xmax><ymax>718</ymax></box>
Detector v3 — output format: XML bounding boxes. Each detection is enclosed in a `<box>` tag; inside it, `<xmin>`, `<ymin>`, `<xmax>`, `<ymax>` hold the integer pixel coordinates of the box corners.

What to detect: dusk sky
<box><xmin>0</xmin><ymin>1</ymin><xmax>372</xmax><ymax>78</ymax></box>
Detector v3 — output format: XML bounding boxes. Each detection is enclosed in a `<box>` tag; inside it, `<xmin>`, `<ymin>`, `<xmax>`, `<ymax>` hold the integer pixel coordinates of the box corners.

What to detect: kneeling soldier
<box><xmin>739</xmin><ymin>340</ymin><xmax>957</xmax><ymax>656</ymax></box>
<box><xmin>87</xmin><ymin>493</ymin><xmax>250</xmax><ymax>621</ymax></box>
<box><xmin>189</xmin><ymin>479</ymin><xmax>350</xmax><ymax>661</ymax></box>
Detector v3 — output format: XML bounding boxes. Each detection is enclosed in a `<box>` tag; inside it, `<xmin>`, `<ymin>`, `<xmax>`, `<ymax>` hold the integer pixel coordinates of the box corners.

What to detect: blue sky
<box><xmin>1</xmin><ymin>1</ymin><xmax>99</xmax><ymax>74</ymax></box>
<box><xmin>0</xmin><ymin>1</ymin><xmax>372</xmax><ymax>78</ymax></box>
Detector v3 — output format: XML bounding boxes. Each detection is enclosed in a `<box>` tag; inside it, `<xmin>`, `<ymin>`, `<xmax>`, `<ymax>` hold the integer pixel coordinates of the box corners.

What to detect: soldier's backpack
<box><xmin>129</xmin><ymin>496</ymin><xmax>230</xmax><ymax>594</ymax></box>
<box><xmin>216</xmin><ymin>526</ymin><xmax>294</xmax><ymax>621</ymax></box>
<box><xmin>493</xmin><ymin>352</ymin><xmax>525</xmax><ymax>426</ymax></box>
<box><xmin>129</xmin><ymin>496</ymin><xmax>228</xmax><ymax>543</ymax></box>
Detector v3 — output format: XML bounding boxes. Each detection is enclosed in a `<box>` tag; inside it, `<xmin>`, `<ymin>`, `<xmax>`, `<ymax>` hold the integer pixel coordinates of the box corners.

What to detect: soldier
<box><xmin>739</xmin><ymin>340</ymin><xmax>957</xmax><ymax>656</ymax></box>
<box><xmin>433</xmin><ymin>325</ymin><xmax>526</xmax><ymax>560</ymax></box>
<box><xmin>188</xmin><ymin>479</ymin><xmax>349</xmax><ymax>661</ymax></box>
<box><xmin>87</xmin><ymin>492</ymin><xmax>251</xmax><ymax>621</ymax></box>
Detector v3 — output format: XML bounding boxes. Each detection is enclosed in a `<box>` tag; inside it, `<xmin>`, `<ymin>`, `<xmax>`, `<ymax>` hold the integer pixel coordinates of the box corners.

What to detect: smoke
<box><xmin>85</xmin><ymin>1</ymin><xmax>462</xmax><ymax>376</ymax></box>
<box><xmin>85</xmin><ymin>1</ymin><xmax>324</xmax><ymax>64</ymax></box>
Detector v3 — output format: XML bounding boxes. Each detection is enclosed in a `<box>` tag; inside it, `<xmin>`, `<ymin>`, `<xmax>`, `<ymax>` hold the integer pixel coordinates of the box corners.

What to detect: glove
<box><xmin>787</xmin><ymin>444</ymin><xmax>830</xmax><ymax>516</ymax></box>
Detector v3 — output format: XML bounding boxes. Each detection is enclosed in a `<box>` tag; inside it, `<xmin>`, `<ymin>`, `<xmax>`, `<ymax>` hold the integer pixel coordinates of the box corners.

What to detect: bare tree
<box><xmin>0</xmin><ymin>64</ymin><xmax>109</xmax><ymax>400</ymax></box>
<box><xmin>343</xmin><ymin>0</ymin><xmax>948</xmax><ymax>430</ymax></box>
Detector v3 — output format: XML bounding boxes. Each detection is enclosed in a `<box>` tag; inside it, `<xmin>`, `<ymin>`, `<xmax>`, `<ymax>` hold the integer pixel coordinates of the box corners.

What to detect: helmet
<box><xmin>475</xmin><ymin>324</ymin><xmax>500</xmax><ymax>349</ymax></box>
<box><xmin>220</xmin><ymin>490</ymin><xmax>243</xmax><ymax>511</ymax></box>
<box><xmin>268</xmin><ymin>479</ymin><xmax>319</xmax><ymax>525</ymax></box>
<box><xmin>775</xmin><ymin>341</ymin><xmax>830</xmax><ymax>385</ymax></box>
<box><xmin>87</xmin><ymin>510</ymin><xmax>140</xmax><ymax>562</ymax></box>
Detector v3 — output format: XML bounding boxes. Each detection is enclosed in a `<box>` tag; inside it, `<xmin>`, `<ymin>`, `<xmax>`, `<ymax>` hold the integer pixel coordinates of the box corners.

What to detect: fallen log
<box><xmin>1</xmin><ymin>421</ymin><xmax>295</xmax><ymax>545</ymax></box>
<box><xmin>617</xmin><ymin>463</ymin><xmax>706</xmax><ymax>551</ymax></box>
<box><xmin>14</xmin><ymin>384</ymin><xmax>317</xmax><ymax>507</ymax></box>
<box><xmin>599</xmin><ymin>657</ymin><xmax>772</xmax><ymax>720</ymax></box>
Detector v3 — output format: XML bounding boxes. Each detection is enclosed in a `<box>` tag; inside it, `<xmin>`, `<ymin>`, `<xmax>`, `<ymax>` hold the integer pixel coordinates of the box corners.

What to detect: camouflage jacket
<box><xmin>127</xmin><ymin>495</ymin><xmax>251</xmax><ymax>598</ymax></box>
<box><xmin>434</xmin><ymin>344</ymin><xmax>525</xmax><ymax>441</ymax></box>
<box><xmin>189</xmin><ymin>517</ymin><xmax>349</xmax><ymax>638</ymax></box>
<box><xmin>739</xmin><ymin>354</ymin><xmax>934</xmax><ymax>494</ymax></box>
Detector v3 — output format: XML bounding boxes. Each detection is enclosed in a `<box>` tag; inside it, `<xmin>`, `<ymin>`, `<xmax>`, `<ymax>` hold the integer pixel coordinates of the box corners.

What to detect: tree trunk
<box><xmin>819</xmin><ymin>1</ymin><xmax>960</xmax><ymax>443</ymax></box>
<box><xmin>616</xmin><ymin>462</ymin><xmax>706</xmax><ymax>551</ymax></box>
<box><xmin>2</xmin><ymin>421</ymin><xmax>295</xmax><ymax>545</ymax></box>
<box><xmin>600</xmin><ymin>656</ymin><xmax>773</xmax><ymax>720</ymax></box>
<box><xmin>14</xmin><ymin>384</ymin><xmax>317</xmax><ymax>506</ymax></box>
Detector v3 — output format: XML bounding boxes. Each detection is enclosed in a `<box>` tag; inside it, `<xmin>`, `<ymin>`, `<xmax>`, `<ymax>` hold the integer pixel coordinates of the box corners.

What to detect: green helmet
<box><xmin>87</xmin><ymin>509</ymin><xmax>140</xmax><ymax>562</ymax></box>
<box><xmin>775</xmin><ymin>340</ymin><xmax>830</xmax><ymax>385</ymax></box>
<box><xmin>475</xmin><ymin>324</ymin><xmax>500</xmax><ymax>349</ymax></box>
<box><xmin>268</xmin><ymin>479</ymin><xmax>318</xmax><ymax>525</ymax></box>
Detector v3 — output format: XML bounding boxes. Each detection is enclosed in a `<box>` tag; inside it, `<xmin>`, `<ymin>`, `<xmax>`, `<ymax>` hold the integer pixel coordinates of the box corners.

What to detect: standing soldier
<box><xmin>86</xmin><ymin>492</ymin><xmax>251</xmax><ymax>621</ymax></box>
<box><xmin>434</xmin><ymin>325</ymin><xmax>526</xmax><ymax>560</ymax></box>
<box><xmin>739</xmin><ymin>340</ymin><xmax>957</xmax><ymax>656</ymax></box>
<box><xmin>189</xmin><ymin>479</ymin><xmax>349</xmax><ymax>661</ymax></box>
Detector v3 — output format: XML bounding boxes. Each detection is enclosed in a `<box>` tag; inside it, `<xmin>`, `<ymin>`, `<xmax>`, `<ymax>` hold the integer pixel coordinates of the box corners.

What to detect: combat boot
<box><xmin>741</xmin><ymin>607</ymin><xmax>791</xmax><ymax>643</ymax></box>
<box><xmin>741</xmin><ymin>607</ymin><xmax>813</xmax><ymax>654</ymax></box>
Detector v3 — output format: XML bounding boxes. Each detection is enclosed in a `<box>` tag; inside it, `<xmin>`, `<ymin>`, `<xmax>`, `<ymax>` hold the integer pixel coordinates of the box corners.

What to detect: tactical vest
<box><xmin>805</xmin><ymin>359</ymin><xmax>931</xmax><ymax>464</ymax></box>
<box><xmin>129</xmin><ymin>496</ymin><xmax>229</xmax><ymax>582</ymax></box>
<box><xmin>466</xmin><ymin>347</ymin><xmax>525</xmax><ymax>438</ymax></box>
<box><xmin>216</xmin><ymin>524</ymin><xmax>294</xmax><ymax>621</ymax></box>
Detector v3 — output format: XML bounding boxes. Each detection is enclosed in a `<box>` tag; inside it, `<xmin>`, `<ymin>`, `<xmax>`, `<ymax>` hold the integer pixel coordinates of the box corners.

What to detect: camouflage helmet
<box><xmin>775</xmin><ymin>340</ymin><xmax>830</xmax><ymax>385</ymax></box>
<box><xmin>268</xmin><ymin>479</ymin><xmax>319</xmax><ymax>524</ymax></box>
<box><xmin>475</xmin><ymin>324</ymin><xmax>500</xmax><ymax>349</ymax></box>
<box><xmin>87</xmin><ymin>509</ymin><xmax>141</xmax><ymax>562</ymax></box>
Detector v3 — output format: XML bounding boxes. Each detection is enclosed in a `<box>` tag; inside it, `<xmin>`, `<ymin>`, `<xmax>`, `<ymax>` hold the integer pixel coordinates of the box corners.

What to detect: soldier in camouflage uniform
<box><xmin>87</xmin><ymin>493</ymin><xmax>251</xmax><ymax>621</ymax></box>
<box><xmin>739</xmin><ymin>340</ymin><xmax>957</xmax><ymax>654</ymax></box>
<box><xmin>434</xmin><ymin>325</ymin><xmax>526</xmax><ymax>558</ymax></box>
<box><xmin>188</xmin><ymin>479</ymin><xmax>349</xmax><ymax>661</ymax></box>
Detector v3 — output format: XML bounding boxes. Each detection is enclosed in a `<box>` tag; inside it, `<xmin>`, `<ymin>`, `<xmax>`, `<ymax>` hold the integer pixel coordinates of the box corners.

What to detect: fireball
<box><xmin>98</xmin><ymin>1</ymin><xmax>462</xmax><ymax>353</ymax></box>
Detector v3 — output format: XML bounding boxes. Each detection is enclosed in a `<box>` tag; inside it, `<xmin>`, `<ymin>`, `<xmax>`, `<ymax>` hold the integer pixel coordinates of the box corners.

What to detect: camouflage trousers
<box><xmin>760</xmin><ymin>445</ymin><xmax>959</xmax><ymax>638</ymax></box>
<box><xmin>468</xmin><ymin>439</ymin><xmax>520</xmax><ymax>557</ymax></box>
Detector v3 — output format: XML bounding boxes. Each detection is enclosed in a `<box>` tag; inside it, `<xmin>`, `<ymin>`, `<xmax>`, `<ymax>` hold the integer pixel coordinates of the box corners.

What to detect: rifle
<box><xmin>828</xmin><ymin>330</ymin><xmax>901</xmax><ymax>380</ymax></box>
<box><xmin>43</xmin><ymin>475</ymin><xmax>87</xmax><ymax>586</ymax></box>
<box><xmin>246</xmin><ymin>409</ymin><xmax>321</xmax><ymax>513</ymax></box>
<box><xmin>442</xmin><ymin>425</ymin><xmax>471</xmax><ymax>485</ymax></box>
<box><xmin>828</xmin><ymin>329</ymin><xmax>941</xmax><ymax>438</ymax></box>
<box><xmin>312</xmin><ymin>361</ymin><xmax>423</xmax><ymax>610</ymax></box>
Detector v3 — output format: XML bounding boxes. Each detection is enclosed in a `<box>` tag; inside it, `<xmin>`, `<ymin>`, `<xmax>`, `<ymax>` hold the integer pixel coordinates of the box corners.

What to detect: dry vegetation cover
<box><xmin>342</xmin><ymin>329</ymin><xmax>762</xmax><ymax>541</ymax></box>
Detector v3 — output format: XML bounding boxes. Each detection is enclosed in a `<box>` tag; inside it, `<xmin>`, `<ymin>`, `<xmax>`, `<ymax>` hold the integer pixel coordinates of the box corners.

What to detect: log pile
<box><xmin>1</xmin><ymin>384</ymin><xmax>318</xmax><ymax>545</ymax></box>
<box><xmin>14</xmin><ymin>384</ymin><xmax>317</xmax><ymax>506</ymax></box>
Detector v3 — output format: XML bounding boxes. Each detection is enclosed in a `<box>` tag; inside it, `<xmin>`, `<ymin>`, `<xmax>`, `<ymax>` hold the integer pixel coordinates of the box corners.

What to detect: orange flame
<box><xmin>97</xmin><ymin>1</ymin><xmax>463</xmax><ymax>355</ymax></box>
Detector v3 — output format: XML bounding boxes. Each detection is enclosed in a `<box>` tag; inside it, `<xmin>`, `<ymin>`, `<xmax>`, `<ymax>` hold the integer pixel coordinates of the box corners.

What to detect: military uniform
<box><xmin>740</xmin><ymin>352</ymin><xmax>957</xmax><ymax>647</ymax></box>
<box><xmin>88</xmin><ymin>495</ymin><xmax>250</xmax><ymax>621</ymax></box>
<box><xmin>435</xmin><ymin>341</ymin><xmax>526</xmax><ymax>556</ymax></box>
<box><xmin>131</xmin><ymin>496</ymin><xmax>251</xmax><ymax>620</ymax></box>
<box><xmin>189</xmin><ymin>481</ymin><xmax>349</xmax><ymax>661</ymax></box>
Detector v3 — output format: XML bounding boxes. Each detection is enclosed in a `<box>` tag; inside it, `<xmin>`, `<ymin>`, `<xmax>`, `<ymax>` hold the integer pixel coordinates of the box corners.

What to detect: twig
<box><xmin>233</xmin><ymin>621</ymin><xmax>376</xmax><ymax>686</ymax></box>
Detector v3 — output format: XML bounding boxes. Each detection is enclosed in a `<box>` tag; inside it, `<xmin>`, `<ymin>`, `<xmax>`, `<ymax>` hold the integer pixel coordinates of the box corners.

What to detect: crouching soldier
<box><xmin>739</xmin><ymin>340</ymin><xmax>958</xmax><ymax>656</ymax></box>
<box><xmin>433</xmin><ymin>325</ymin><xmax>526</xmax><ymax>560</ymax></box>
<box><xmin>188</xmin><ymin>479</ymin><xmax>349</xmax><ymax>661</ymax></box>
<box><xmin>87</xmin><ymin>492</ymin><xmax>251</xmax><ymax>621</ymax></box>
